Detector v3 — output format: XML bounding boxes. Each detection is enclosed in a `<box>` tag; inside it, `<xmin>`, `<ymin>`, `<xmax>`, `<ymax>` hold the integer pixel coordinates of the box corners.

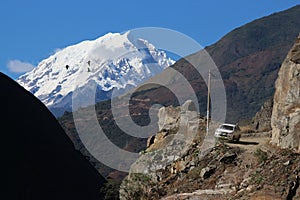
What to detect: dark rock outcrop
<box><xmin>271</xmin><ymin>34</ymin><xmax>300</xmax><ymax>152</ymax></box>
<box><xmin>0</xmin><ymin>73</ymin><xmax>105</xmax><ymax>199</ymax></box>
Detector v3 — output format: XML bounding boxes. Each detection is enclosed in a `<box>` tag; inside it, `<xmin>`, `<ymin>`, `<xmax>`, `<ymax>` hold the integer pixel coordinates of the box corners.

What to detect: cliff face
<box><xmin>271</xmin><ymin>34</ymin><xmax>300</xmax><ymax>152</ymax></box>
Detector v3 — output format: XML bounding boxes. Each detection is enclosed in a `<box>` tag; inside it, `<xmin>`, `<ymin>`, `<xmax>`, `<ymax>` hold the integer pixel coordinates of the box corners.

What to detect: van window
<box><xmin>220</xmin><ymin>125</ymin><xmax>235</xmax><ymax>130</ymax></box>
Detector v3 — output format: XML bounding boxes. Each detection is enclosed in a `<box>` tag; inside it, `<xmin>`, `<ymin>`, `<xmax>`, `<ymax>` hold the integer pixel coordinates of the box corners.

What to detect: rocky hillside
<box><xmin>118</xmin><ymin>34</ymin><xmax>300</xmax><ymax>200</ymax></box>
<box><xmin>119</xmin><ymin>102</ymin><xmax>300</xmax><ymax>200</ymax></box>
<box><xmin>0</xmin><ymin>72</ymin><xmax>105</xmax><ymax>199</ymax></box>
<box><xmin>122</xmin><ymin>145</ymin><xmax>300</xmax><ymax>200</ymax></box>
<box><xmin>271</xmin><ymin>33</ymin><xmax>300</xmax><ymax>152</ymax></box>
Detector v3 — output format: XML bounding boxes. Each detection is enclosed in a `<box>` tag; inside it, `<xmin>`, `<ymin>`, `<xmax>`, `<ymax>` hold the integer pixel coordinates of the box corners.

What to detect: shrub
<box><xmin>254</xmin><ymin>148</ymin><xmax>268</xmax><ymax>163</ymax></box>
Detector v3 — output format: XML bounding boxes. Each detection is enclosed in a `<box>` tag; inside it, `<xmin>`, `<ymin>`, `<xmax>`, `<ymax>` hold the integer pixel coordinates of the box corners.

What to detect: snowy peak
<box><xmin>17</xmin><ymin>31</ymin><xmax>174</xmax><ymax>116</ymax></box>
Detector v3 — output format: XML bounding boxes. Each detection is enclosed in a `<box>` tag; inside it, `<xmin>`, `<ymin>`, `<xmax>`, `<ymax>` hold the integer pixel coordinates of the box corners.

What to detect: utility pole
<box><xmin>206</xmin><ymin>70</ymin><xmax>211</xmax><ymax>134</ymax></box>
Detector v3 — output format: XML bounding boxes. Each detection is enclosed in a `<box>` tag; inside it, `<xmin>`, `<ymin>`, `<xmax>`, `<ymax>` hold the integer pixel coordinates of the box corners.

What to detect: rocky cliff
<box><xmin>271</xmin><ymin>33</ymin><xmax>300</xmax><ymax>152</ymax></box>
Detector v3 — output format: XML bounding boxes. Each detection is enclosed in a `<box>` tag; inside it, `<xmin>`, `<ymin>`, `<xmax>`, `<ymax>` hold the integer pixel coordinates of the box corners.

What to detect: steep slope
<box><xmin>205</xmin><ymin>4</ymin><xmax>300</xmax><ymax>121</ymax></box>
<box><xmin>17</xmin><ymin>31</ymin><xmax>174</xmax><ymax>116</ymax></box>
<box><xmin>0</xmin><ymin>72</ymin><xmax>105</xmax><ymax>199</ymax></box>
<box><xmin>120</xmin><ymin>104</ymin><xmax>300</xmax><ymax>200</ymax></box>
<box><xmin>132</xmin><ymin>5</ymin><xmax>300</xmax><ymax>122</ymax></box>
<box><xmin>271</xmin><ymin>33</ymin><xmax>300</xmax><ymax>152</ymax></box>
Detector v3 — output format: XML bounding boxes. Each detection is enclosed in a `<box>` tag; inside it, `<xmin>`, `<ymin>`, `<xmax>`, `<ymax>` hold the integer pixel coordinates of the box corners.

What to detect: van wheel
<box><xmin>233</xmin><ymin>135</ymin><xmax>240</xmax><ymax>142</ymax></box>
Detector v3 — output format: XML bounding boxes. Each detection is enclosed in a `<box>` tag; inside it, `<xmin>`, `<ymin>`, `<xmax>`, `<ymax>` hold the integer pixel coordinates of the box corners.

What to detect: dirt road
<box><xmin>226</xmin><ymin>132</ymin><xmax>272</xmax><ymax>153</ymax></box>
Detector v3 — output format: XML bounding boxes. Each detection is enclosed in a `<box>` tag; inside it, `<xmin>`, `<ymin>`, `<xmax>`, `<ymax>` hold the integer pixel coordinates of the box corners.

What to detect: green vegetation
<box><xmin>186</xmin><ymin>166</ymin><xmax>203</xmax><ymax>180</ymax></box>
<box><xmin>254</xmin><ymin>148</ymin><xmax>268</xmax><ymax>163</ymax></box>
<box><xmin>100</xmin><ymin>179</ymin><xmax>121</xmax><ymax>200</ymax></box>
<box><xmin>251</xmin><ymin>170</ymin><xmax>265</xmax><ymax>185</ymax></box>
<box><xmin>121</xmin><ymin>173</ymin><xmax>155</xmax><ymax>200</ymax></box>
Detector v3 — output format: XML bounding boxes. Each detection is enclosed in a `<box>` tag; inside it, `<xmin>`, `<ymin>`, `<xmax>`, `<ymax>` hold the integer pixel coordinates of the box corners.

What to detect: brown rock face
<box><xmin>271</xmin><ymin>34</ymin><xmax>300</xmax><ymax>152</ymax></box>
<box><xmin>251</xmin><ymin>98</ymin><xmax>273</xmax><ymax>132</ymax></box>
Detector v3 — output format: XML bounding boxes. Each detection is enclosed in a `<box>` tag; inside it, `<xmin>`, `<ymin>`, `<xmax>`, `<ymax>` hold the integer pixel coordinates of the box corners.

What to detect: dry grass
<box><xmin>240</xmin><ymin>125</ymin><xmax>256</xmax><ymax>133</ymax></box>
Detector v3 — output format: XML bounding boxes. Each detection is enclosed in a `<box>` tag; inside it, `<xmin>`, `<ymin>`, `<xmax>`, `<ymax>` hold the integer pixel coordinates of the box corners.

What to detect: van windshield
<box><xmin>220</xmin><ymin>125</ymin><xmax>235</xmax><ymax>130</ymax></box>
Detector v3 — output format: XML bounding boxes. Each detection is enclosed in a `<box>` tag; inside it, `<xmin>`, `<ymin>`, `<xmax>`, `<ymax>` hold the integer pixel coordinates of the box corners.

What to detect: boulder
<box><xmin>157</xmin><ymin>106</ymin><xmax>180</xmax><ymax>131</ymax></box>
<box><xmin>181</xmin><ymin>99</ymin><xmax>197</xmax><ymax>112</ymax></box>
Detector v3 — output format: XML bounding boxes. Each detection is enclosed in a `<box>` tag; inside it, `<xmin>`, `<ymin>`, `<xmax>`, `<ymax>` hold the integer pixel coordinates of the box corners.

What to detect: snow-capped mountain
<box><xmin>17</xmin><ymin>31</ymin><xmax>174</xmax><ymax>116</ymax></box>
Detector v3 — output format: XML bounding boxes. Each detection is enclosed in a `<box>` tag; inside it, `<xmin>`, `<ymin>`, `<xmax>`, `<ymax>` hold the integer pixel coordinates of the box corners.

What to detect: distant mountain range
<box><xmin>17</xmin><ymin>31</ymin><xmax>173</xmax><ymax>117</ymax></box>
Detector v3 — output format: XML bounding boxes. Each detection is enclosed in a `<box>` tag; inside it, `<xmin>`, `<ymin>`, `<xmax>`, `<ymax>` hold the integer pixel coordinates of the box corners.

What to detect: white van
<box><xmin>214</xmin><ymin>123</ymin><xmax>241</xmax><ymax>142</ymax></box>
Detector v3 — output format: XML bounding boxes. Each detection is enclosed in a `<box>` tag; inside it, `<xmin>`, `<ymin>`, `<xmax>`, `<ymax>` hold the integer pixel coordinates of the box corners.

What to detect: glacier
<box><xmin>17</xmin><ymin>31</ymin><xmax>174</xmax><ymax>117</ymax></box>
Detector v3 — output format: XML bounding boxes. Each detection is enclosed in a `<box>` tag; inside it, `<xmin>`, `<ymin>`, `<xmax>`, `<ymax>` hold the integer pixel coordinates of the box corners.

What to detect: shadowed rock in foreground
<box><xmin>0</xmin><ymin>73</ymin><xmax>105</xmax><ymax>199</ymax></box>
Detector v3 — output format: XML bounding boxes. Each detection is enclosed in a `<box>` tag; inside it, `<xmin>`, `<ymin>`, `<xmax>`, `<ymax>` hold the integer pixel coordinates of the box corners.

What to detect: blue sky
<box><xmin>1</xmin><ymin>0</ymin><xmax>299</xmax><ymax>79</ymax></box>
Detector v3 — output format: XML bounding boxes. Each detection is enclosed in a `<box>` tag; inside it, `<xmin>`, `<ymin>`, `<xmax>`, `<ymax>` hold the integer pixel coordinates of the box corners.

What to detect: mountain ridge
<box><xmin>132</xmin><ymin>4</ymin><xmax>300</xmax><ymax>122</ymax></box>
<box><xmin>205</xmin><ymin>4</ymin><xmax>300</xmax><ymax>121</ymax></box>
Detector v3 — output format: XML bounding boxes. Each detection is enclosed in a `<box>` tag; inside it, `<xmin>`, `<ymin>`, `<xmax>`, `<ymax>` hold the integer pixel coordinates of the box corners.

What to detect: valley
<box><xmin>7</xmin><ymin>4</ymin><xmax>300</xmax><ymax>200</ymax></box>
